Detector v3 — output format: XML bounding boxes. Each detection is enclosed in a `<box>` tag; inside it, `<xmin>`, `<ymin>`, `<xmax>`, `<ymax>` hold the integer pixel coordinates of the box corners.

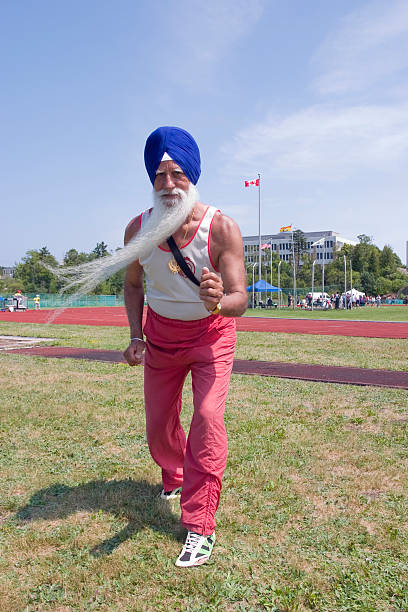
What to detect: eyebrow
<box><xmin>155</xmin><ymin>167</ymin><xmax>184</xmax><ymax>175</ymax></box>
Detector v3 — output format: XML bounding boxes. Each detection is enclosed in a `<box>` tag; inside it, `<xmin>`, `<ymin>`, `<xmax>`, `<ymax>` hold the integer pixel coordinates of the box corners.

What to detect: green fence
<box><xmin>22</xmin><ymin>294</ymin><xmax>125</xmax><ymax>309</ymax></box>
<box><xmin>4</xmin><ymin>293</ymin><xmax>406</xmax><ymax>310</ymax></box>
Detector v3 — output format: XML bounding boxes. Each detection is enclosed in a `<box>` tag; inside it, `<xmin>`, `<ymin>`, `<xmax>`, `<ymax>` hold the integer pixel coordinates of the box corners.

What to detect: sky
<box><xmin>1</xmin><ymin>0</ymin><xmax>407</xmax><ymax>267</ymax></box>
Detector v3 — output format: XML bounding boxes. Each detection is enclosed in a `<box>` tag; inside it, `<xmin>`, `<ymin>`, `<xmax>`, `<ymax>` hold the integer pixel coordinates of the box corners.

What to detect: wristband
<box><xmin>130</xmin><ymin>337</ymin><xmax>143</xmax><ymax>342</ymax></box>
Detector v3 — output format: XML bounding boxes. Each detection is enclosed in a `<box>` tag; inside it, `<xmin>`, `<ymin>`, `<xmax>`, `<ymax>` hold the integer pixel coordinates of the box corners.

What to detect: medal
<box><xmin>168</xmin><ymin>258</ymin><xmax>181</xmax><ymax>274</ymax></box>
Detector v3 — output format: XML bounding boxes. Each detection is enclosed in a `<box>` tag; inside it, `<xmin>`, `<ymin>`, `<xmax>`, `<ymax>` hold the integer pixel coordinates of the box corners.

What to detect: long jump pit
<box><xmin>0</xmin><ymin>307</ymin><xmax>407</xmax><ymax>339</ymax></box>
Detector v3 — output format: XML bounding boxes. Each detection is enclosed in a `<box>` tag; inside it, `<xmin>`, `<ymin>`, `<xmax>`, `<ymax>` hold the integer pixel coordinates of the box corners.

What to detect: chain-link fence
<box><xmin>19</xmin><ymin>294</ymin><xmax>126</xmax><ymax>309</ymax></box>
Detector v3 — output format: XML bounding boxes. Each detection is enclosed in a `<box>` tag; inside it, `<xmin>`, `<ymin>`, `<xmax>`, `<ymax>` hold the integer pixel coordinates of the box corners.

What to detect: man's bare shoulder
<box><xmin>211</xmin><ymin>211</ymin><xmax>243</xmax><ymax>243</ymax></box>
<box><xmin>124</xmin><ymin>209</ymin><xmax>151</xmax><ymax>244</ymax></box>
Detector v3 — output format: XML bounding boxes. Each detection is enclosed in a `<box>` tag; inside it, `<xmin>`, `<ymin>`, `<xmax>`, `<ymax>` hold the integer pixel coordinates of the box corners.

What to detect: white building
<box><xmin>242</xmin><ymin>230</ymin><xmax>357</xmax><ymax>266</ymax></box>
<box><xmin>0</xmin><ymin>266</ymin><xmax>15</xmax><ymax>278</ymax></box>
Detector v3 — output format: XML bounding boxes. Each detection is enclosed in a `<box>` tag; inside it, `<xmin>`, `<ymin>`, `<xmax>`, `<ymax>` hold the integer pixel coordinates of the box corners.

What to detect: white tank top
<box><xmin>139</xmin><ymin>205</ymin><xmax>221</xmax><ymax>320</ymax></box>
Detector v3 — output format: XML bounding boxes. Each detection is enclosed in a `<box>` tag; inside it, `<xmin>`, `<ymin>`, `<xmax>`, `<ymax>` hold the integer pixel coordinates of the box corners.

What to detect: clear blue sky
<box><xmin>1</xmin><ymin>0</ymin><xmax>407</xmax><ymax>266</ymax></box>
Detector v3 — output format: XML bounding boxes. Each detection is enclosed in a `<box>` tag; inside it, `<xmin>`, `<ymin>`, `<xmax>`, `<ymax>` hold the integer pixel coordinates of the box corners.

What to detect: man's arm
<box><xmin>123</xmin><ymin>218</ymin><xmax>146</xmax><ymax>366</ymax></box>
<box><xmin>200</xmin><ymin>213</ymin><xmax>247</xmax><ymax>317</ymax></box>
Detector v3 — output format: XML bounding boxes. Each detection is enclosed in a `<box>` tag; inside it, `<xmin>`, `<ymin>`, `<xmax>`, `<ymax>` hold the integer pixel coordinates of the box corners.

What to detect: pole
<box><xmin>291</xmin><ymin>228</ymin><xmax>296</xmax><ymax>309</ymax></box>
<box><xmin>270</xmin><ymin>247</ymin><xmax>273</xmax><ymax>298</ymax></box>
<box><xmin>311</xmin><ymin>260</ymin><xmax>316</xmax><ymax>311</ymax></box>
<box><xmin>258</xmin><ymin>173</ymin><xmax>261</xmax><ymax>288</ymax></box>
<box><xmin>252</xmin><ymin>262</ymin><xmax>255</xmax><ymax>308</ymax></box>
<box><xmin>278</xmin><ymin>260</ymin><xmax>282</xmax><ymax>308</ymax></box>
<box><xmin>350</xmin><ymin>259</ymin><xmax>353</xmax><ymax>309</ymax></box>
<box><xmin>252</xmin><ymin>262</ymin><xmax>257</xmax><ymax>308</ymax></box>
<box><xmin>344</xmin><ymin>254</ymin><xmax>347</xmax><ymax>309</ymax></box>
<box><xmin>322</xmin><ymin>242</ymin><xmax>325</xmax><ymax>297</ymax></box>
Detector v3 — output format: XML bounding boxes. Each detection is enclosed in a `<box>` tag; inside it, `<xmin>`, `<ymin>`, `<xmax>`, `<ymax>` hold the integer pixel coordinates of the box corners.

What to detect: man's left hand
<box><xmin>200</xmin><ymin>266</ymin><xmax>223</xmax><ymax>312</ymax></box>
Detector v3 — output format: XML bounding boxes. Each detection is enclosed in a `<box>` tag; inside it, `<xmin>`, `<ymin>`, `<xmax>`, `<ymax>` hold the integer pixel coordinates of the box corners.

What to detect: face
<box><xmin>154</xmin><ymin>161</ymin><xmax>190</xmax><ymax>205</ymax></box>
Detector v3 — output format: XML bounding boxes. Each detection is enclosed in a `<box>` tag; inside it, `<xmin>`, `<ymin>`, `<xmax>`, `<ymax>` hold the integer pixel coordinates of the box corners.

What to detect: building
<box><xmin>243</xmin><ymin>230</ymin><xmax>357</xmax><ymax>266</ymax></box>
<box><xmin>0</xmin><ymin>266</ymin><xmax>15</xmax><ymax>278</ymax></box>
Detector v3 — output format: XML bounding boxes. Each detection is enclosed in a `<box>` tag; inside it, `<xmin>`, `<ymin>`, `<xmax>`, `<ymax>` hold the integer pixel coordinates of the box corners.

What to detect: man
<box><xmin>123</xmin><ymin>126</ymin><xmax>247</xmax><ymax>567</ymax></box>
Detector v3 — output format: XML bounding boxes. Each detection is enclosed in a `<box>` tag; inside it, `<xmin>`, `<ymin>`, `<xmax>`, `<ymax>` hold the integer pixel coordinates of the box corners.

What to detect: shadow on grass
<box><xmin>15</xmin><ymin>479</ymin><xmax>183</xmax><ymax>556</ymax></box>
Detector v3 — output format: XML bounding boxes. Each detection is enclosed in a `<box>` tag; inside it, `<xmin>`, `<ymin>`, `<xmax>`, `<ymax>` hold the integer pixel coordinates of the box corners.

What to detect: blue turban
<box><xmin>144</xmin><ymin>126</ymin><xmax>201</xmax><ymax>185</ymax></box>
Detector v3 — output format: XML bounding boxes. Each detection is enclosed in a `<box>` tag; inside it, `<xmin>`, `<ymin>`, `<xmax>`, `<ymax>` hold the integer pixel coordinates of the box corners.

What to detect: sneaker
<box><xmin>160</xmin><ymin>487</ymin><xmax>182</xmax><ymax>500</ymax></box>
<box><xmin>175</xmin><ymin>531</ymin><xmax>216</xmax><ymax>567</ymax></box>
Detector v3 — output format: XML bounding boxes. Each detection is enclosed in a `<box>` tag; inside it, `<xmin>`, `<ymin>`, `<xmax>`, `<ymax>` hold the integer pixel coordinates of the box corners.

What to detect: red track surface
<box><xmin>0</xmin><ymin>307</ymin><xmax>407</xmax><ymax>339</ymax></box>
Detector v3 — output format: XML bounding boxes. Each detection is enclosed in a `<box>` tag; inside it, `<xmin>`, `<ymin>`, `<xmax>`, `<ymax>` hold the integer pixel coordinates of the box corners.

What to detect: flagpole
<box><xmin>258</xmin><ymin>174</ymin><xmax>261</xmax><ymax>300</ymax></box>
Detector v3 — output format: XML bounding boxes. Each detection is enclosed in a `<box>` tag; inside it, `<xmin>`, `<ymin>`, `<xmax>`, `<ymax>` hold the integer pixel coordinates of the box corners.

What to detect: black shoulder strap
<box><xmin>166</xmin><ymin>236</ymin><xmax>200</xmax><ymax>287</ymax></box>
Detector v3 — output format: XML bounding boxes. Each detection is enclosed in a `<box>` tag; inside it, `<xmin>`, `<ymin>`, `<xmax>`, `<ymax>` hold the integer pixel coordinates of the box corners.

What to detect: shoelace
<box><xmin>183</xmin><ymin>531</ymin><xmax>202</xmax><ymax>553</ymax></box>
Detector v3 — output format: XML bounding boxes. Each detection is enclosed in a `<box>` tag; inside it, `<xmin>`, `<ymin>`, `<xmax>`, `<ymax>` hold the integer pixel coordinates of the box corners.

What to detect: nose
<box><xmin>163</xmin><ymin>172</ymin><xmax>175</xmax><ymax>189</ymax></box>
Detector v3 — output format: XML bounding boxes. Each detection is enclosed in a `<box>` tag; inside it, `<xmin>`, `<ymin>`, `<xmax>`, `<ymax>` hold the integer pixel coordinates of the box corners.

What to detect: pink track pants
<box><xmin>143</xmin><ymin>307</ymin><xmax>236</xmax><ymax>535</ymax></box>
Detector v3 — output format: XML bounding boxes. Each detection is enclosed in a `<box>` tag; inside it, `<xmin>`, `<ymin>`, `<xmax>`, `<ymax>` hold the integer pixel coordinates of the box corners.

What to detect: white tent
<box><xmin>309</xmin><ymin>291</ymin><xmax>329</xmax><ymax>300</ymax></box>
<box><xmin>345</xmin><ymin>288</ymin><xmax>365</xmax><ymax>298</ymax></box>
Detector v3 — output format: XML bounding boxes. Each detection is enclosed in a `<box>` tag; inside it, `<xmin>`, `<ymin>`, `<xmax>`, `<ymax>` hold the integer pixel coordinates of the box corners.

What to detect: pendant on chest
<box><xmin>168</xmin><ymin>258</ymin><xmax>181</xmax><ymax>275</ymax></box>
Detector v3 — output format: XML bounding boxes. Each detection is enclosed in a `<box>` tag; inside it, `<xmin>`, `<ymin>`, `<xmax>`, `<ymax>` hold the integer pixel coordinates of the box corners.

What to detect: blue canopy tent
<box><xmin>246</xmin><ymin>279</ymin><xmax>280</xmax><ymax>292</ymax></box>
<box><xmin>247</xmin><ymin>279</ymin><xmax>281</xmax><ymax>309</ymax></box>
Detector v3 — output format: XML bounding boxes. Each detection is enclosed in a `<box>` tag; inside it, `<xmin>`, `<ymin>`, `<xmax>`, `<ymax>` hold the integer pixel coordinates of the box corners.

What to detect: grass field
<box><xmin>244</xmin><ymin>305</ymin><xmax>408</xmax><ymax>322</ymax></box>
<box><xmin>1</xmin><ymin>323</ymin><xmax>408</xmax><ymax>611</ymax></box>
<box><xmin>1</xmin><ymin>320</ymin><xmax>407</xmax><ymax>371</ymax></box>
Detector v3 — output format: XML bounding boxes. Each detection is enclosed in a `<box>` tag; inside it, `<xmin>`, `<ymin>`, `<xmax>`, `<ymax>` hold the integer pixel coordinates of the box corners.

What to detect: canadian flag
<box><xmin>244</xmin><ymin>178</ymin><xmax>259</xmax><ymax>187</ymax></box>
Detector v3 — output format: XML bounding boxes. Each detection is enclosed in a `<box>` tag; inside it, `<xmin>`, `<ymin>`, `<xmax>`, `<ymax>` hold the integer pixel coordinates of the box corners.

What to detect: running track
<box><xmin>1</xmin><ymin>307</ymin><xmax>407</xmax><ymax>339</ymax></box>
<box><xmin>5</xmin><ymin>345</ymin><xmax>408</xmax><ymax>390</ymax></box>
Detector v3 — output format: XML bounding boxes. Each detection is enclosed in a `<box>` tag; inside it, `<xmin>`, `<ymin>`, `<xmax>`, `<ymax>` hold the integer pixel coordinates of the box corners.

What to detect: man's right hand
<box><xmin>123</xmin><ymin>339</ymin><xmax>146</xmax><ymax>366</ymax></box>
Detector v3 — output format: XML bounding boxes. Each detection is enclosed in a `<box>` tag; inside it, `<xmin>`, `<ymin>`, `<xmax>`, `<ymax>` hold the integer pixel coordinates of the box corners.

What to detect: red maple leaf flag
<box><xmin>244</xmin><ymin>178</ymin><xmax>260</xmax><ymax>187</ymax></box>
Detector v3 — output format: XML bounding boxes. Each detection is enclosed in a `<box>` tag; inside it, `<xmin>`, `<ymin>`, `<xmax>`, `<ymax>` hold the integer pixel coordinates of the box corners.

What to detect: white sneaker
<box><xmin>175</xmin><ymin>531</ymin><xmax>216</xmax><ymax>567</ymax></box>
<box><xmin>160</xmin><ymin>487</ymin><xmax>182</xmax><ymax>500</ymax></box>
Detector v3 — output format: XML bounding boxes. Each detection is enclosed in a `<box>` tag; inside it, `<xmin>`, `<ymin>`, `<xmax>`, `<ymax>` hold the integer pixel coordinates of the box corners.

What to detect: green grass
<box><xmin>1</xmin><ymin>320</ymin><xmax>407</xmax><ymax>371</ymax></box>
<box><xmin>244</xmin><ymin>304</ymin><xmax>408</xmax><ymax>322</ymax></box>
<box><xmin>235</xmin><ymin>332</ymin><xmax>408</xmax><ymax>371</ymax></box>
<box><xmin>1</xmin><ymin>328</ymin><xmax>408</xmax><ymax>611</ymax></box>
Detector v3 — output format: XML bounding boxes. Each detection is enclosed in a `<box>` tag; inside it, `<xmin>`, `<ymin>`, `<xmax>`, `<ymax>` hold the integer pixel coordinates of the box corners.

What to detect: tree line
<box><xmin>2</xmin><ymin>234</ymin><xmax>407</xmax><ymax>296</ymax></box>
<box><xmin>247</xmin><ymin>232</ymin><xmax>407</xmax><ymax>296</ymax></box>
<box><xmin>1</xmin><ymin>243</ymin><xmax>125</xmax><ymax>295</ymax></box>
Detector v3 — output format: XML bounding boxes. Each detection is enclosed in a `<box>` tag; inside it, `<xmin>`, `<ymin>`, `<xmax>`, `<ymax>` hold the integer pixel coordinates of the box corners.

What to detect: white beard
<box><xmin>46</xmin><ymin>183</ymin><xmax>199</xmax><ymax>297</ymax></box>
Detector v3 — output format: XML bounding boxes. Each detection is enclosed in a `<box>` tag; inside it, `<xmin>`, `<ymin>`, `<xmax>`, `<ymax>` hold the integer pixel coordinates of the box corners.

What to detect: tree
<box><xmin>63</xmin><ymin>249</ymin><xmax>89</xmax><ymax>266</ymax></box>
<box><xmin>292</xmin><ymin>230</ymin><xmax>307</xmax><ymax>272</ymax></box>
<box><xmin>367</xmin><ymin>249</ymin><xmax>380</xmax><ymax>277</ymax></box>
<box><xmin>0</xmin><ymin>277</ymin><xmax>23</xmax><ymax>294</ymax></box>
<box><xmin>357</xmin><ymin>234</ymin><xmax>373</xmax><ymax>244</ymax></box>
<box><xmin>297</xmin><ymin>253</ymin><xmax>315</xmax><ymax>286</ymax></box>
<box><xmin>14</xmin><ymin>247</ymin><xmax>60</xmax><ymax>293</ymax></box>
<box><xmin>91</xmin><ymin>242</ymin><xmax>109</xmax><ymax>259</ymax></box>
<box><xmin>360</xmin><ymin>271</ymin><xmax>378</xmax><ymax>295</ymax></box>
<box><xmin>379</xmin><ymin>245</ymin><xmax>396</xmax><ymax>276</ymax></box>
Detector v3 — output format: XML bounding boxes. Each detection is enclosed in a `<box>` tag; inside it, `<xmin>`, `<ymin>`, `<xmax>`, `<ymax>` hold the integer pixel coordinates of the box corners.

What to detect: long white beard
<box><xmin>47</xmin><ymin>183</ymin><xmax>199</xmax><ymax>296</ymax></box>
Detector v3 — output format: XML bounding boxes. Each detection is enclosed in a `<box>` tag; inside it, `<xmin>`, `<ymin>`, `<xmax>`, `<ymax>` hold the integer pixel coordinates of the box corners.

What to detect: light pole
<box><xmin>311</xmin><ymin>259</ymin><xmax>317</xmax><ymax>311</ymax></box>
<box><xmin>322</xmin><ymin>242</ymin><xmax>325</xmax><ymax>298</ymax></box>
<box><xmin>251</xmin><ymin>262</ymin><xmax>257</xmax><ymax>309</ymax></box>
<box><xmin>350</xmin><ymin>259</ymin><xmax>353</xmax><ymax>309</ymax></box>
<box><xmin>344</xmin><ymin>254</ymin><xmax>347</xmax><ymax>308</ymax></box>
<box><xmin>291</xmin><ymin>229</ymin><xmax>296</xmax><ymax>309</ymax></box>
<box><xmin>277</xmin><ymin>260</ymin><xmax>282</xmax><ymax>308</ymax></box>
